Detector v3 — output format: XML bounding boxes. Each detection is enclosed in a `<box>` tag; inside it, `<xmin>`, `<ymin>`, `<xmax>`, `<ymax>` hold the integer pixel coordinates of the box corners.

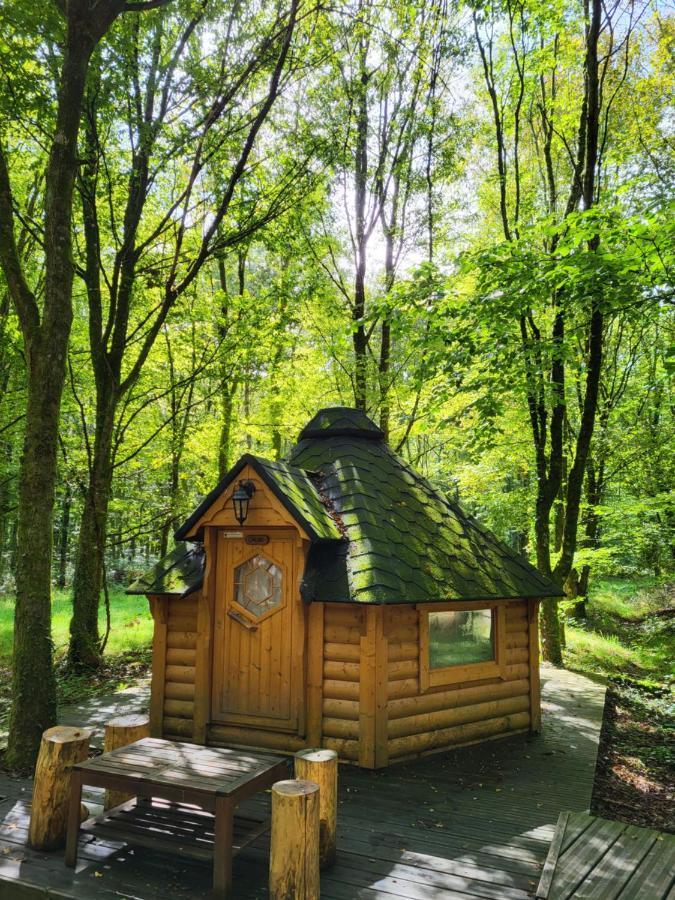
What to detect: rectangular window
<box><xmin>419</xmin><ymin>602</ymin><xmax>506</xmax><ymax>689</ymax></box>
<box><xmin>429</xmin><ymin>609</ymin><xmax>494</xmax><ymax>669</ymax></box>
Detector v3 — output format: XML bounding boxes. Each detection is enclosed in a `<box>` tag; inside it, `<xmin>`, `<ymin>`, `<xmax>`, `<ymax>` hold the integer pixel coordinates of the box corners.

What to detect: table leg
<box><xmin>64</xmin><ymin>771</ymin><xmax>82</xmax><ymax>868</ymax></box>
<box><xmin>213</xmin><ymin>797</ymin><xmax>234</xmax><ymax>898</ymax></box>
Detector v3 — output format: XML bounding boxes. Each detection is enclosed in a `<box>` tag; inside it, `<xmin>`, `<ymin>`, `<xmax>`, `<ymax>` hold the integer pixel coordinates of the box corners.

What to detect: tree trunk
<box><xmin>535</xmin><ymin>495</ymin><xmax>563</xmax><ymax>665</ymax></box>
<box><xmin>218</xmin><ymin>387</ymin><xmax>236</xmax><ymax>478</ymax></box>
<box><xmin>69</xmin><ymin>398</ymin><xmax>115</xmax><ymax>671</ymax></box>
<box><xmin>159</xmin><ymin>440</ymin><xmax>182</xmax><ymax>558</ymax></box>
<box><xmin>378</xmin><ymin>320</ymin><xmax>391</xmax><ymax>440</ymax></box>
<box><xmin>0</xmin><ymin>438</ymin><xmax>13</xmax><ymax>584</ymax></box>
<box><xmin>216</xmin><ymin>254</ymin><xmax>240</xmax><ymax>478</ymax></box>
<box><xmin>56</xmin><ymin>482</ymin><xmax>71</xmax><ymax>588</ymax></box>
<box><xmin>8</xmin><ymin>355</ymin><xmax>66</xmax><ymax>766</ymax></box>
<box><xmin>2</xmin><ymin>15</ymin><xmax>100</xmax><ymax>769</ymax></box>
<box><xmin>352</xmin><ymin>37</ymin><xmax>369</xmax><ymax>412</ymax></box>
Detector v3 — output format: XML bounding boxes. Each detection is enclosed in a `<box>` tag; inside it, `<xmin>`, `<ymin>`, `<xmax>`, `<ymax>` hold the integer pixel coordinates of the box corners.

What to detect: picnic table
<box><xmin>65</xmin><ymin>737</ymin><xmax>289</xmax><ymax>898</ymax></box>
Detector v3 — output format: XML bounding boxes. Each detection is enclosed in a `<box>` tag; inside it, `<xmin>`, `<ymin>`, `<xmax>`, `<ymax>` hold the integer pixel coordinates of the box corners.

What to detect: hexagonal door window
<box><xmin>234</xmin><ymin>555</ymin><xmax>283</xmax><ymax>620</ymax></box>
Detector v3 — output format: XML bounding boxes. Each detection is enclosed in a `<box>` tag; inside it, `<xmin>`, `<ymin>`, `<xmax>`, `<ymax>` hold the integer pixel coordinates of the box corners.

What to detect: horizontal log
<box><xmin>388</xmin><ymin>723</ymin><xmax>531</xmax><ymax>764</ymax></box>
<box><xmin>322</xmin><ymin>698</ymin><xmax>359</xmax><ymax>720</ymax></box>
<box><xmin>324</xmin><ymin>604</ymin><xmax>364</xmax><ymax>628</ymax></box>
<box><xmin>506</xmin><ymin>621</ymin><xmax>527</xmax><ymax>635</ymax></box>
<box><xmin>167</xmin><ymin>617</ymin><xmax>198</xmax><ymax>634</ymax></box>
<box><xmin>505</xmin><ymin>603</ymin><xmax>527</xmax><ymax>618</ymax></box>
<box><xmin>324</xmin><ymin>625</ymin><xmax>362</xmax><ymax>645</ymax></box>
<box><xmin>166</xmin><ymin>631</ymin><xmax>197</xmax><ymax>650</ymax></box>
<box><xmin>387</xmin><ymin>678</ymin><xmax>419</xmax><ymax>700</ymax></box>
<box><xmin>168</xmin><ymin>597</ymin><xmax>198</xmax><ymax>615</ymax></box>
<box><xmin>506</xmin><ymin>648</ymin><xmax>529</xmax><ymax>665</ymax></box>
<box><xmin>505</xmin><ymin>632</ymin><xmax>528</xmax><ymax>649</ymax></box>
<box><xmin>322</xmin><ymin>717</ymin><xmax>359</xmax><ymax>740</ymax></box>
<box><xmin>388</xmin><ymin>710</ymin><xmax>531</xmax><ymax>758</ymax></box>
<box><xmin>388</xmin><ymin>659</ymin><xmax>418</xmax><ymax>681</ymax></box>
<box><xmin>163</xmin><ymin>717</ymin><xmax>193</xmax><ymax>737</ymax></box>
<box><xmin>208</xmin><ymin>725</ymin><xmax>306</xmax><ymax>752</ymax></box>
<box><xmin>388</xmin><ymin>695</ymin><xmax>531</xmax><ymax>740</ymax></box>
<box><xmin>322</xmin><ymin>737</ymin><xmax>359</xmax><ymax>761</ymax></box>
<box><xmin>503</xmin><ymin>663</ymin><xmax>529</xmax><ymax>681</ymax></box>
<box><xmin>386</xmin><ymin>625</ymin><xmax>419</xmax><ymax>644</ymax></box>
<box><xmin>165</xmin><ymin>665</ymin><xmax>195</xmax><ymax>684</ymax></box>
<box><xmin>164</xmin><ymin>682</ymin><xmax>195</xmax><ymax>701</ymax></box>
<box><xmin>322</xmin><ymin>679</ymin><xmax>359</xmax><ymax>701</ymax></box>
<box><xmin>388</xmin><ymin>678</ymin><xmax>530</xmax><ymax>720</ymax></box>
<box><xmin>388</xmin><ymin>641</ymin><xmax>418</xmax><ymax>662</ymax></box>
<box><xmin>163</xmin><ymin>699</ymin><xmax>194</xmax><ymax>719</ymax></box>
<box><xmin>323</xmin><ymin>660</ymin><xmax>360</xmax><ymax>682</ymax></box>
<box><xmin>385</xmin><ymin>606</ymin><xmax>419</xmax><ymax>626</ymax></box>
<box><xmin>166</xmin><ymin>648</ymin><xmax>196</xmax><ymax>666</ymax></box>
<box><xmin>323</xmin><ymin>642</ymin><xmax>360</xmax><ymax>663</ymax></box>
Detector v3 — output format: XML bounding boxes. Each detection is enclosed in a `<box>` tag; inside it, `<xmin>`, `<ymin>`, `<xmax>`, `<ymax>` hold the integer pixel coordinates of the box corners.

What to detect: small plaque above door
<box><xmin>245</xmin><ymin>535</ymin><xmax>269</xmax><ymax>545</ymax></box>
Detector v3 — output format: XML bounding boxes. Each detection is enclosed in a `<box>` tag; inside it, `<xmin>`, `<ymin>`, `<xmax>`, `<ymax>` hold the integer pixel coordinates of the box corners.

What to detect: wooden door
<box><xmin>212</xmin><ymin>532</ymin><xmax>302</xmax><ymax>731</ymax></box>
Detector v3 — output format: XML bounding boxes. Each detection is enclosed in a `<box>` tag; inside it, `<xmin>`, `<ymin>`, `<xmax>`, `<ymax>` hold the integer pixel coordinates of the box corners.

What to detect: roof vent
<box><xmin>299</xmin><ymin>407</ymin><xmax>384</xmax><ymax>440</ymax></box>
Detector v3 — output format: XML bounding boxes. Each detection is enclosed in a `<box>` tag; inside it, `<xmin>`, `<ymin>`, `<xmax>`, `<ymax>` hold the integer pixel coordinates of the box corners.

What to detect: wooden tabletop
<box><xmin>74</xmin><ymin>737</ymin><xmax>288</xmax><ymax>798</ymax></box>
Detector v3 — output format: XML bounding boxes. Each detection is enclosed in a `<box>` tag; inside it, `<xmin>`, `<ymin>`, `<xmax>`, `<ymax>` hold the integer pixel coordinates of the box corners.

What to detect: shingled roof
<box><xmin>127</xmin><ymin>543</ymin><xmax>204</xmax><ymax>598</ymax></box>
<box><xmin>174</xmin><ymin>453</ymin><xmax>342</xmax><ymax>542</ymax></box>
<box><xmin>129</xmin><ymin>407</ymin><xmax>563</xmax><ymax>603</ymax></box>
<box><xmin>288</xmin><ymin>408</ymin><xmax>563</xmax><ymax>603</ymax></box>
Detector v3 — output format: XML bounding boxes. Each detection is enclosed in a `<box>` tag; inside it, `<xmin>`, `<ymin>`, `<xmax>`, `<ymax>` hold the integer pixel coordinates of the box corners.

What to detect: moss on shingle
<box><xmin>135</xmin><ymin>407</ymin><xmax>563</xmax><ymax>605</ymax></box>
<box><xmin>289</xmin><ymin>408</ymin><xmax>563</xmax><ymax>604</ymax></box>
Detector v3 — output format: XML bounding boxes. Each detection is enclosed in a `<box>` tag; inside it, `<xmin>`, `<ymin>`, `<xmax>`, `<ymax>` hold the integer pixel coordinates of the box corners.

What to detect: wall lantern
<box><xmin>232</xmin><ymin>480</ymin><xmax>256</xmax><ymax>525</ymax></box>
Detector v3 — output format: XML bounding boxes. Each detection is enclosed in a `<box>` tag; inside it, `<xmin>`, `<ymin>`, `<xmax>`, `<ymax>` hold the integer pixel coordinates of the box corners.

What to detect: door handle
<box><xmin>227</xmin><ymin>609</ymin><xmax>258</xmax><ymax>631</ymax></box>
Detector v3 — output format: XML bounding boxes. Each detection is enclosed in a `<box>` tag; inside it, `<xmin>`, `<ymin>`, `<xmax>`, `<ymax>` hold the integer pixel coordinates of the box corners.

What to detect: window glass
<box><xmin>428</xmin><ymin>609</ymin><xmax>494</xmax><ymax>669</ymax></box>
<box><xmin>234</xmin><ymin>555</ymin><xmax>282</xmax><ymax>618</ymax></box>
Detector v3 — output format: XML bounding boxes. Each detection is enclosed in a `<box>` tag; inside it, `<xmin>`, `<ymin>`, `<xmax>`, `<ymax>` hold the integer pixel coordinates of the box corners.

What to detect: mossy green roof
<box><xmin>287</xmin><ymin>407</ymin><xmax>563</xmax><ymax>604</ymax></box>
<box><xmin>127</xmin><ymin>544</ymin><xmax>204</xmax><ymax>597</ymax></box>
<box><xmin>131</xmin><ymin>407</ymin><xmax>563</xmax><ymax>603</ymax></box>
<box><xmin>174</xmin><ymin>453</ymin><xmax>341</xmax><ymax>542</ymax></box>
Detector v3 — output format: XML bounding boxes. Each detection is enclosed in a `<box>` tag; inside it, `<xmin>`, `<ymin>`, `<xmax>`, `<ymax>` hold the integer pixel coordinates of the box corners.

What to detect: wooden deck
<box><xmin>537</xmin><ymin>811</ymin><xmax>675</xmax><ymax>899</ymax></box>
<box><xmin>0</xmin><ymin>667</ymin><xmax>608</xmax><ymax>899</ymax></box>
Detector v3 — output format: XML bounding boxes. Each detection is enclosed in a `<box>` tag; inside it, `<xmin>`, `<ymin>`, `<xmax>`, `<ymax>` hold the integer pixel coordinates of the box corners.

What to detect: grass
<box><xmin>0</xmin><ymin>586</ymin><xmax>152</xmax><ymax>667</ymax></box>
<box><xmin>0</xmin><ymin>587</ymin><xmax>153</xmax><ymax>746</ymax></box>
<box><xmin>564</xmin><ymin>576</ymin><xmax>674</xmax><ymax>684</ymax></box>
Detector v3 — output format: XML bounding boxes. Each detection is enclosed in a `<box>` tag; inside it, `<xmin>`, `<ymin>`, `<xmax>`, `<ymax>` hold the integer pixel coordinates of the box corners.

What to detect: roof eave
<box><xmin>317</xmin><ymin>590</ymin><xmax>563</xmax><ymax>605</ymax></box>
<box><xmin>174</xmin><ymin>453</ymin><xmax>341</xmax><ymax>543</ymax></box>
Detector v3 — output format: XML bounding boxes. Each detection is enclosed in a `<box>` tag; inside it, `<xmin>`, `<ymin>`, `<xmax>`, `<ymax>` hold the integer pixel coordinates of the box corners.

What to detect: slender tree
<box><xmin>309</xmin><ymin>0</ymin><xmax>454</xmax><ymax>424</ymax></box>
<box><xmin>68</xmin><ymin>0</ymin><xmax>307</xmax><ymax>668</ymax></box>
<box><xmin>0</xmin><ymin>0</ymin><xmax>166</xmax><ymax>768</ymax></box>
<box><xmin>470</xmin><ymin>0</ymin><xmax>648</xmax><ymax>662</ymax></box>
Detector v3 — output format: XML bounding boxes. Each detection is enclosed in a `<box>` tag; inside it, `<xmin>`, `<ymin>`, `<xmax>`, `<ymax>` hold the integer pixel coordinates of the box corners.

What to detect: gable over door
<box><xmin>212</xmin><ymin>531</ymin><xmax>304</xmax><ymax>732</ymax></box>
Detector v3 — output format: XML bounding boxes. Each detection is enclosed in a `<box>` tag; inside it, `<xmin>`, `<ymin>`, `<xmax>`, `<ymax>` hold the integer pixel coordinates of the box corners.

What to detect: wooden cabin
<box><xmin>129</xmin><ymin>407</ymin><xmax>563</xmax><ymax>768</ymax></box>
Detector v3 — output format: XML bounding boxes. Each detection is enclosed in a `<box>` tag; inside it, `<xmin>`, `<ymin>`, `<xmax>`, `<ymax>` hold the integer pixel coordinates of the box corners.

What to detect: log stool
<box><xmin>103</xmin><ymin>713</ymin><xmax>150</xmax><ymax>809</ymax></box>
<box><xmin>294</xmin><ymin>748</ymin><xmax>337</xmax><ymax>867</ymax></box>
<box><xmin>269</xmin><ymin>779</ymin><xmax>320</xmax><ymax>900</ymax></box>
<box><xmin>28</xmin><ymin>725</ymin><xmax>92</xmax><ymax>850</ymax></box>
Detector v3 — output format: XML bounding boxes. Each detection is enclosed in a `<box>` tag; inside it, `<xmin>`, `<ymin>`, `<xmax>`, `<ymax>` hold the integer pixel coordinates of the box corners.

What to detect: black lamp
<box><xmin>232</xmin><ymin>480</ymin><xmax>256</xmax><ymax>525</ymax></box>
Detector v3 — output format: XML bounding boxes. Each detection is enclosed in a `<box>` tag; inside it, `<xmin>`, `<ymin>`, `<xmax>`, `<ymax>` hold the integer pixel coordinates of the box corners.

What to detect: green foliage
<box><xmin>564</xmin><ymin>578</ymin><xmax>674</xmax><ymax>683</ymax></box>
<box><xmin>0</xmin><ymin>0</ymin><xmax>672</xmax><ymax>664</ymax></box>
<box><xmin>0</xmin><ymin>589</ymin><xmax>152</xmax><ymax>667</ymax></box>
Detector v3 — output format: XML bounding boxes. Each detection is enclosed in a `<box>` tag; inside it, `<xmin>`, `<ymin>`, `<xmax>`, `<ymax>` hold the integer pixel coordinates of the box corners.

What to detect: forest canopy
<box><xmin>0</xmin><ymin>0</ymin><xmax>672</xmax><ymax>766</ymax></box>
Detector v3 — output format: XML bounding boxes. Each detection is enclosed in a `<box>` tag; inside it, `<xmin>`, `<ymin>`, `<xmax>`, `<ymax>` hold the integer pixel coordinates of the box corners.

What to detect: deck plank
<box><xmin>536</xmin><ymin>812</ymin><xmax>674</xmax><ymax>900</ymax></box>
<box><xmin>0</xmin><ymin>667</ymin><xmax>612</xmax><ymax>900</ymax></box>
<box><xmin>616</xmin><ymin>831</ymin><xmax>675</xmax><ymax>900</ymax></box>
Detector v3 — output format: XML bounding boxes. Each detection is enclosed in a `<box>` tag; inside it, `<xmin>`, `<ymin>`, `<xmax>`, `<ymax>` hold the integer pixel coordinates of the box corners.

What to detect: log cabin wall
<box><xmin>321</xmin><ymin>603</ymin><xmax>363</xmax><ymax>763</ymax></box>
<box><xmin>148</xmin><ymin>594</ymin><xmax>198</xmax><ymax>740</ymax></box>
<box><xmin>148</xmin><ymin>593</ymin><xmax>539</xmax><ymax>764</ymax></box>
<box><xmin>385</xmin><ymin>599</ymin><xmax>533</xmax><ymax>762</ymax></box>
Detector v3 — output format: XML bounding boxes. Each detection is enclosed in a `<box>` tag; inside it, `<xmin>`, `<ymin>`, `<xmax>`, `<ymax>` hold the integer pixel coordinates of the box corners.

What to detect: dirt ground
<box><xmin>591</xmin><ymin>677</ymin><xmax>674</xmax><ymax>833</ymax></box>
